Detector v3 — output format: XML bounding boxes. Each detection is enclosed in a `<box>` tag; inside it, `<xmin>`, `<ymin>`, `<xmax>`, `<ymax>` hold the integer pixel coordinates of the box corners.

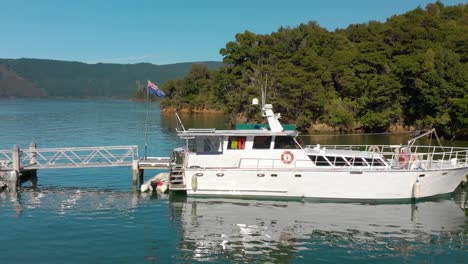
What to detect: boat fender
<box><xmin>413</xmin><ymin>179</ymin><xmax>421</xmax><ymax>198</ymax></box>
<box><xmin>191</xmin><ymin>174</ymin><xmax>198</xmax><ymax>192</ymax></box>
<box><xmin>368</xmin><ymin>145</ymin><xmax>380</xmax><ymax>153</ymax></box>
<box><xmin>281</xmin><ymin>151</ymin><xmax>294</xmax><ymax>164</ymax></box>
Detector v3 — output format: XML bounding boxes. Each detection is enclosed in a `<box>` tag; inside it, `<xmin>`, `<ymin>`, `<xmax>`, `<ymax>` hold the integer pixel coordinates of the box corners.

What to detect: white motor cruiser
<box><xmin>168</xmin><ymin>94</ymin><xmax>468</xmax><ymax>200</ymax></box>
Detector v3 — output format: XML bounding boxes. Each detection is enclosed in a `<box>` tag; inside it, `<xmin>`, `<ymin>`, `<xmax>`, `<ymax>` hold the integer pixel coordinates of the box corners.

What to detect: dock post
<box><xmin>132</xmin><ymin>160</ymin><xmax>139</xmax><ymax>191</ymax></box>
<box><xmin>12</xmin><ymin>145</ymin><xmax>20</xmax><ymax>174</ymax></box>
<box><xmin>2</xmin><ymin>170</ymin><xmax>18</xmax><ymax>192</ymax></box>
<box><xmin>29</xmin><ymin>142</ymin><xmax>37</xmax><ymax>177</ymax></box>
<box><xmin>29</xmin><ymin>142</ymin><xmax>37</xmax><ymax>165</ymax></box>
<box><xmin>139</xmin><ymin>168</ymin><xmax>144</xmax><ymax>186</ymax></box>
<box><xmin>11</xmin><ymin>145</ymin><xmax>20</xmax><ymax>188</ymax></box>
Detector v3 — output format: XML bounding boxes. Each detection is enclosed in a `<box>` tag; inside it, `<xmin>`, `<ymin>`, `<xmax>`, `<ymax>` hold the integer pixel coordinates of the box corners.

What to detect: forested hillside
<box><xmin>161</xmin><ymin>2</ymin><xmax>467</xmax><ymax>138</ymax></box>
<box><xmin>0</xmin><ymin>58</ymin><xmax>222</xmax><ymax>98</ymax></box>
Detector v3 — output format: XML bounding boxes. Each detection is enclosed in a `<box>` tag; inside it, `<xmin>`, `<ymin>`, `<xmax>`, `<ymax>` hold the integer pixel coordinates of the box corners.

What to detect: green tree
<box><xmin>162</xmin><ymin>3</ymin><xmax>468</xmax><ymax>138</ymax></box>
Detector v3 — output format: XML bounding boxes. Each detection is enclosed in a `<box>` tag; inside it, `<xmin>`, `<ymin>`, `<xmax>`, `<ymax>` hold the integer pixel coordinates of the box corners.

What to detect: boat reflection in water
<box><xmin>170</xmin><ymin>188</ymin><xmax>468</xmax><ymax>263</ymax></box>
<box><xmin>1</xmin><ymin>186</ymin><xmax>467</xmax><ymax>262</ymax></box>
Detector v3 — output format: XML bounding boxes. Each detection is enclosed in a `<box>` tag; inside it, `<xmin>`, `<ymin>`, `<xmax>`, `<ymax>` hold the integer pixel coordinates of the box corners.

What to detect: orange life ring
<box><xmin>281</xmin><ymin>151</ymin><xmax>295</xmax><ymax>164</ymax></box>
<box><xmin>368</xmin><ymin>145</ymin><xmax>380</xmax><ymax>153</ymax></box>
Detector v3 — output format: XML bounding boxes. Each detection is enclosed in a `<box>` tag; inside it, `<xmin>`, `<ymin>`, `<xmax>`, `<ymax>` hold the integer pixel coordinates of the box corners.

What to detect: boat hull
<box><xmin>183</xmin><ymin>167</ymin><xmax>468</xmax><ymax>200</ymax></box>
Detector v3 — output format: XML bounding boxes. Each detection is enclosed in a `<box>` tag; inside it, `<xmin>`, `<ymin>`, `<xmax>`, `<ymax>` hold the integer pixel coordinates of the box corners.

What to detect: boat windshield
<box><xmin>274</xmin><ymin>136</ymin><xmax>300</xmax><ymax>149</ymax></box>
<box><xmin>189</xmin><ymin>136</ymin><xmax>222</xmax><ymax>154</ymax></box>
<box><xmin>253</xmin><ymin>136</ymin><xmax>272</xmax><ymax>149</ymax></box>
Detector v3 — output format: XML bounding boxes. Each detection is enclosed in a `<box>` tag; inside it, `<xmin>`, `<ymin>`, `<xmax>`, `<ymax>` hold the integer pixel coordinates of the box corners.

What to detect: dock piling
<box><xmin>132</xmin><ymin>160</ymin><xmax>139</xmax><ymax>190</ymax></box>
<box><xmin>28</xmin><ymin>142</ymin><xmax>37</xmax><ymax>177</ymax></box>
<box><xmin>5</xmin><ymin>170</ymin><xmax>18</xmax><ymax>191</ymax></box>
<box><xmin>29</xmin><ymin>142</ymin><xmax>37</xmax><ymax>165</ymax></box>
<box><xmin>12</xmin><ymin>145</ymin><xmax>20</xmax><ymax>174</ymax></box>
<box><xmin>139</xmin><ymin>169</ymin><xmax>144</xmax><ymax>186</ymax></box>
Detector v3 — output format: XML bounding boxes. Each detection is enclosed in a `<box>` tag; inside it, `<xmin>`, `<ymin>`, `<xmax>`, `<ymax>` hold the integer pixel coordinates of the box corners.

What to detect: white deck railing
<box><xmin>305</xmin><ymin>144</ymin><xmax>468</xmax><ymax>171</ymax></box>
<box><xmin>238</xmin><ymin>158</ymin><xmax>313</xmax><ymax>169</ymax></box>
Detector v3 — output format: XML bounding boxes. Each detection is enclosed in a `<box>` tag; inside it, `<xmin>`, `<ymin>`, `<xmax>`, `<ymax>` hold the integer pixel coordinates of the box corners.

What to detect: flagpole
<box><xmin>144</xmin><ymin>80</ymin><xmax>150</xmax><ymax>160</ymax></box>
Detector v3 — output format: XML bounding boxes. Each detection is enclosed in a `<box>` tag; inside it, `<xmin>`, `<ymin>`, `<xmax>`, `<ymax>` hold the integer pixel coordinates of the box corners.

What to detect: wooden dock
<box><xmin>0</xmin><ymin>143</ymin><xmax>172</xmax><ymax>192</ymax></box>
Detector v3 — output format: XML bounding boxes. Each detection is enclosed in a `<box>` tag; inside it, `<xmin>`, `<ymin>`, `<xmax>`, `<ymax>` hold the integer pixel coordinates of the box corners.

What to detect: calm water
<box><xmin>0</xmin><ymin>99</ymin><xmax>467</xmax><ymax>263</ymax></box>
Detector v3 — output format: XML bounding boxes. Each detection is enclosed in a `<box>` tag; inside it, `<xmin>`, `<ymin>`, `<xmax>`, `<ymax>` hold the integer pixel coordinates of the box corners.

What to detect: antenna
<box><xmin>262</xmin><ymin>73</ymin><xmax>268</xmax><ymax>108</ymax></box>
<box><xmin>175</xmin><ymin>112</ymin><xmax>186</xmax><ymax>132</ymax></box>
<box><xmin>144</xmin><ymin>80</ymin><xmax>150</xmax><ymax>160</ymax></box>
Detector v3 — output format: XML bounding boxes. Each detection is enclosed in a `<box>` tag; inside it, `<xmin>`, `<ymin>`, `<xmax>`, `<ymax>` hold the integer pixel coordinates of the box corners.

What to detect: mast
<box><xmin>144</xmin><ymin>81</ymin><xmax>150</xmax><ymax>160</ymax></box>
<box><xmin>261</xmin><ymin>74</ymin><xmax>283</xmax><ymax>132</ymax></box>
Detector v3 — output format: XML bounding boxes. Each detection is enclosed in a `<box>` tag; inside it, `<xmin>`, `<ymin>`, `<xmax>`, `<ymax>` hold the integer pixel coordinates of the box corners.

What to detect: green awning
<box><xmin>235</xmin><ymin>124</ymin><xmax>296</xmax><ymax>131</ymax></box>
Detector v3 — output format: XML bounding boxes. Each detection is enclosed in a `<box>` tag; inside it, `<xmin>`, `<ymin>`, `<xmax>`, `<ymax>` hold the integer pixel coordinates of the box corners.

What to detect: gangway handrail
<box><xmin>0</xmin><ymin>145</ymin><xmax>139</xmax><ymax>170</ymax></box>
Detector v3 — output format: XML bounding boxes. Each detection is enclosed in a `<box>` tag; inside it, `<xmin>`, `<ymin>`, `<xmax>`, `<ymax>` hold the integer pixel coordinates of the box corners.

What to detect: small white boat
<box><xmin>140</xmin><ymin>172</ymin><xmax>169</xmax><ymax>193</ymax></box>
<box><xmin>166</xmin><ymin>94</ymin><xmax>468</xmax><ymax>200</ymax></box>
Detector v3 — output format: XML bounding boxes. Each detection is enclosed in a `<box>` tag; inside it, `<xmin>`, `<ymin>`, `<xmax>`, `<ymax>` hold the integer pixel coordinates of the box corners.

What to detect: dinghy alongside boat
<box><xmin>140</xmin><ymin>172</ymin><xmax>169</xmax><ymax>193</ymax></box>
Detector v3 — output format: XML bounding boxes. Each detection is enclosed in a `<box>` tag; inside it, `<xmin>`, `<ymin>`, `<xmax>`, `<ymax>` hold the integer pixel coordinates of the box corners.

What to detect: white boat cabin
<box><xmin>181</xmin><ymin>129</ymin><xmax>299</xmax><ymax>152</ymax></box>
<box><xmin>177</xmin><ymin>127</ymin><xmax>388</xmax><ymax>170</ymax></box>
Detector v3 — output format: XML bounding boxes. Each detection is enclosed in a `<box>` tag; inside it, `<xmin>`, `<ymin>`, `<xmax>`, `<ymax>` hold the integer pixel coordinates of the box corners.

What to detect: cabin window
<box><xmin>308</xmin><ymin>155</ymin><xmax>331</xmax><ymax>166</ymax></box>
<box><xmin>347</xmin><ymin>157</ymin><xmax>367</xmax><ymax>166</ymax></box>
<box><xmin>364</xmin><ymin>158</ymin><xmax>385</xmax><ymax>166</ymax></box>
<box><xmin>274</xmin><ymin>136</ymin><xmax>299</xmax><ymax>149</ymax></box>
<box><xmin>227</xmin><ymin>136</ymin><xmax>247</xmax><ymax>150</ymax></box>
<box><xmin>296</xmin><ymin>137</ymin><xmax>306</xmax><ymax>148</ymax></box>
<box><xmin>253</xmin><ymin>136</ymin><xmax>272</xmax><ymax>149</ymax></box>
<box><xmin>191</xmin><ymin>136</ymin><xmax>222</xmax><ymax>154</ymax></box>
<box><xmin>326</xmin><ymin>156</ymin><xmax>348</xmax><ymax>167</ymax></box>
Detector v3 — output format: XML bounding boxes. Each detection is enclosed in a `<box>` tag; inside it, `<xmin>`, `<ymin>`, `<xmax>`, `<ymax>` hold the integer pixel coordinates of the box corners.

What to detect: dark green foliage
<box><xmin>160</xmin><ymin>63</ymin><xmax>222</xmax><ymax>110</ymax></box>
<box><xmin>162</xmin><ymin>3</ymin><xmax>467</xmax><ymax>138</ymax></box>
<box><xmin>0</xmin><ymin>58</ymin><xmax>222</xmax><ymax>98</ymax></box>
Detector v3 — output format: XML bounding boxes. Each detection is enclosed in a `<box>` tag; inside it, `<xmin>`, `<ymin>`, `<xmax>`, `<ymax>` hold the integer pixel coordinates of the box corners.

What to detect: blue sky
<box><xmin>1</xmin><ymin>0</ymin><xmax>465</xmax><ymax>65</ymax></box>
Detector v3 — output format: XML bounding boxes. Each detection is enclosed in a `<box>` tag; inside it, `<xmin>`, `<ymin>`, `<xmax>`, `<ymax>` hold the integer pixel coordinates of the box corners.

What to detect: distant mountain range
<box><xmin>0</xmin><ymin>58</ymin><xmax>222</xmax><ymax>98</ymax></box>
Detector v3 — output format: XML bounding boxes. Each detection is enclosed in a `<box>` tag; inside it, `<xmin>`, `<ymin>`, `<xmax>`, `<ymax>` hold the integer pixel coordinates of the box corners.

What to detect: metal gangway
<box><xmin>0</xmin><ymin>144</ymin><xmax>139</xmax><ymax>171</ymax></box>
<box><xmin>0</xmin><ymin>144</ymin><xmax>178</xmax><ymax>192</ymax></box>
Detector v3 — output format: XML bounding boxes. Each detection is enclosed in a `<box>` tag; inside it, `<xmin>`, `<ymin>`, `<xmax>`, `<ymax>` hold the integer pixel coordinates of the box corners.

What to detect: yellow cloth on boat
<box><xmin>231</xmin><ymin>138</ymin><xmax>238</xmax><ymax>149</ymax></box>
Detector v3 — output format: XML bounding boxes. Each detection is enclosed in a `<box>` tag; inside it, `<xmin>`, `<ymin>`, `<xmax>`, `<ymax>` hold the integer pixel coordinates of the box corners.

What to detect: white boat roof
<box><xmin>177</xmin><ymin>128</ymin><xmax>299</xmax><ymax>137</ymax></box>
